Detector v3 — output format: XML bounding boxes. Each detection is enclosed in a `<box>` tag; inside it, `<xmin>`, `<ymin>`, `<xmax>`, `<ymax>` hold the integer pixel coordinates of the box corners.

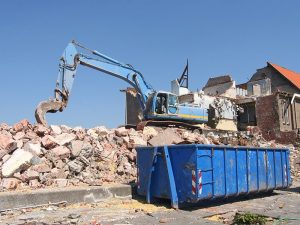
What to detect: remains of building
<box><xmin>123</xmin><ymin>62</ymin><xmax>300</xmax><ymax>143</ymax></box>
<box><xmin>236</xmin><ymin>62</ymin><xmax>300</xmax><ymax>144</ymax></box>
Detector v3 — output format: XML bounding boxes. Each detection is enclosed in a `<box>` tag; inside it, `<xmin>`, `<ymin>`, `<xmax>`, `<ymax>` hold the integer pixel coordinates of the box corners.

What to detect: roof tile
<box><xmin>268</xmin><ymin>62</ymin><xmax>300</xmax><ymax>90</ymax></box>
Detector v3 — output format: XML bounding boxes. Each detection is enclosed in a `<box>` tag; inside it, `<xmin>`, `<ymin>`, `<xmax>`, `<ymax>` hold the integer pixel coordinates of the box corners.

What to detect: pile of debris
<box><xmin>0</xmin><ymin>119</ymin><xmax>145</xmax><ymax>190</ymax></box>
<box><xmin>0</xmin><ymin>119</ymin><xmax>298</xmax><ymax>191</ymax></box>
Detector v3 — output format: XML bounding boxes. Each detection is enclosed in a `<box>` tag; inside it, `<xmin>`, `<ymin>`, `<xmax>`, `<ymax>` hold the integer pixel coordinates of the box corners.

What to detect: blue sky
<box><xmin>0</xmin><ymin>1</ymin><xmax>299</xmax><ymax>128</ymax></box>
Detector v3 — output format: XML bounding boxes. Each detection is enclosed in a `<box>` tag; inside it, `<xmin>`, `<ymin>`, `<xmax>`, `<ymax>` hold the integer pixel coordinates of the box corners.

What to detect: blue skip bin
<box><xmin>136</xmin><ymin>145</ymin><xmax>291</xmax><ymax>208</ymax></box>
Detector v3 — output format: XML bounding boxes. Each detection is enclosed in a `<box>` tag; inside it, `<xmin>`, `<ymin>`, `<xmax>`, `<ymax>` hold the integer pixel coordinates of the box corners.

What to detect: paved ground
<box><xmin>0</xmin><ymin>182</ymin><xmax>299</xmax><ymax>225</ymax></box>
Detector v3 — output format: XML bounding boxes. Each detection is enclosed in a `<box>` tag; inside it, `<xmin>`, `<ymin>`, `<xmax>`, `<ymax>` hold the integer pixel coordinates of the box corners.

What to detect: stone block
<box><xmin>2</xmin><ymin>149</ymin><xmax>34</xmax><ymax>177</ymax></box>
<box><xmin>51</xmin><ymin>146</ymin><xmax>71</xmax><ymax>159</ymax></box>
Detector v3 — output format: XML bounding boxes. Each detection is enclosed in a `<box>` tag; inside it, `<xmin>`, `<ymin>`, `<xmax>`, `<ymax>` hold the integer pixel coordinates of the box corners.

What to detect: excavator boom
<box><xmin>35</xmin><ymin>41</ymin><xmax>154</xmax><ymax>126</ymax></box>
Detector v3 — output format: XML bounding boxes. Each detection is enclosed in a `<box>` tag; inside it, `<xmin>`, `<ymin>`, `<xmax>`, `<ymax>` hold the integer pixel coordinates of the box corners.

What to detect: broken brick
<box><xmin>51</xmin><ymin>146</ymin><xmax>71</xmax><ymax>159</ymax></box>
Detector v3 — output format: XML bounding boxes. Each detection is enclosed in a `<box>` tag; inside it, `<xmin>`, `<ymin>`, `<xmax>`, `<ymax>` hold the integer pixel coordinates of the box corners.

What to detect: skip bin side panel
<box><xmin>137</xmin><ymin>148</ymin><xmax>152</xmax><ymax>195</ymax></box>
<box><xmin>267</xmin><ymin>150</ymin><xmax>275</xmax><ymax>189</ymax></box>
<box><xmin>137</xmin><ymin>147</ymin><xmax>171</xmax><ymax>199</ymax></box>
<box><xmin>286</xmin><ymin>151</ymin><xmax>292</xmax><ymax>186</ymax></box>
<box><xmin>225</xmin><ymin>148</ymin><xmax>238</xmax><ymax>196</ymax></box>
<box><xmin>281</xmin><ymin>150</ymin><xmax>289</xmax><ymax>187</ymax></box>
<box><xmin>237</xmin><ymin>150</ymin><xmax>248</xmax><ymax>194</ymax></box>
<box><xmin>168</xmin><ymin>145</ymin><xmax>197</xmax><ymax>203</ymax></box>
<box><xmin>275</xmin><ymin>151</ymin><xmax>283</xmax><ymax>187</ymax></box>
<box><xmin>212</xmin><ymin>148</ymin><xmax>226</xmax><ymax>197</ymax></box>
<box><xmin>196</xmin><ymin>146</ymin><xmax>213</xmax><ymax>199</ymax></box>
<box><xmin>136</xmin><ymin>148</ymin><xmax>152</xmax><ymax>196</ymax></box>
<box><xmin>258</xmin><ymin>150</ymin><xmax>267</xmax><ymax>190</ymax></box>
<box><xmin>248</xmin><ymin>150</ymin><xmax>258</xmax><ymax>192</ymax></box>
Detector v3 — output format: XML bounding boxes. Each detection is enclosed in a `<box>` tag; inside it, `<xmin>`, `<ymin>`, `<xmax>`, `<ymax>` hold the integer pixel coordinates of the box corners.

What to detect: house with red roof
<box><xmin>247</xmin><ymin>62</ymin><xmax>300</xmax><ymax>95</ymax></box>
<box><xmin>237</xmin><ymin>62</ymin><xmax>300</xmax><ymax>143</ymax></box>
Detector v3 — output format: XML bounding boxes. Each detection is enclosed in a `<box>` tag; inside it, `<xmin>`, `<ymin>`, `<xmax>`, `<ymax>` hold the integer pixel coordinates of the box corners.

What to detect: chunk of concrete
<box><xmin>94</xmin><ymin>126</ymin><xmax>109</xmax><ymax>136</ymax></box>
<box><xmin>24</xmin><ymin>130</ymin><xmax>39</xmax><ymax>140</ymax></box>
<box><xmin>31</xmin><ymin>163</ymin><xmax>51</xmax><ymax>173</ymax></box>
<box><xmin>50</xmin><ymin>125</ymin><xmax>62</xmax><ymax>135</ymax></box>
<box><xmin>87</xmin><ymin>129</ymin><xmax>98</xmax><ymax>139</ymax></box>
<box><xmin>53</xmin><ymin>178</ymin><xmax>69</xmax><ymax>188</ymax></box>
<box><xmin>50</xmin><ymin>168</ymin><xmax>69</xmax><ymax>179</ymax></box>
<box><xmin>34</xmin><ymin>124</ymin><xmax>48</xmax><ymax>136</ymax></box>
<box><xmin>2</xmin><ymin>154</ymin><xmax>10</xmax><ymax>163</ymax></box>
<box><xmin>142</xmin><ymin>126</ymin><xmax>158</xmax><ymax>138</ymax></box>
<box><xmin>148</xmin><ymin>128</ymin><xmax>183</xmax><ymax>146</ymax></box>
<box><xmin>29</xmin><ymin>179</ymin><xmax>41</xmax><ymax>188</ymax></box>
<box><xmin>115</xmin><ymin>127</ymin><xmax>128</xmax><ymax>137</ymax></box>
<box><xmin>60</xmin><ymin>125</ymin><xmax>72</xmax><ymax>133</ymax></box>
<box><xmin>54</xmin><ymin>133</ymin><xmax>76</xmax><ymax>146</ymax></box>
<box><xmin>68</xmin><ymin>160</ymin><xmax>83</xmax><ymax>173</ymax></box>
<box><xmin>70</xmin><ymin>140</ymin><xmax>84</xmax><ymax>157</ymax></box>
<box><xmin>41</xmin><ymin>135</ymin><xmax>57</xmax><ymax>149</ymax></box>
<box><xmin>16</xmin><ymin>140</ymin><xmax>23</xmax><ymax>149</ymax></box>
<box><xmin>100</xmin><ymin>149</ymin><xmax>116</xmax><ymax>162</ymax></box>
<box><xmin>0</xmin><ymin>149</ymin><xmax>8</xmax><ymax>160</ymax></box>
<box><xmin>13</xmin><ymin>119</ymin><xmax>30</xmax><ymax>132</ymax></box>
<box><xmin>1</xmin><ymin>178</ymin><xmax>20</xmax><ymax>190</ymax></box>
<box><xmin>0</xmin><ymin>123</ymin><xmax>10</xmax><ymax>130</ymax></box>
<box><xmin>2</xmin><ymin>149</ymin><xmax>34</xmax><ymax>177</ymax></box>
<box><xmin>23</xmin><ymin>170</ymin><xmax>40</xmax><ymax>181</ymax></box>
<box><xmin>24</xmin><ymin>141</ymin><xmax>42</xmax><ymax>156</ymax></box>
<box><xmin>51</xmin><ymin>146</ymin><xmax>71</xmax><ymax>159</ymax></box>
<box><xmin>13</xmin><ymin>131</ymin><xmax>25</xmax><ymax>140</ymax></box>
<box><xmin>0</xmin><ymin>134</ymin><xmax>17</xmax><ymax>152</ymax></box>
<box><xmin>113</xmin><ymin>136</ymin><xmax>124</xmax><ymax>146</ymax></box>
<box><xmin>129</xmin><ymin>135</ymin><xmax>147</xmax><ymax>147</ymax></box>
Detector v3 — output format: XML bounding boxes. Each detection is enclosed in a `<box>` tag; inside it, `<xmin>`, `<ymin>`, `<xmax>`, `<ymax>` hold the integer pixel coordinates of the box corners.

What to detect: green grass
<box><xmin>232</xmin><ymin>212</ymin><xmax>268</xmax><ymax>225</ymax></box>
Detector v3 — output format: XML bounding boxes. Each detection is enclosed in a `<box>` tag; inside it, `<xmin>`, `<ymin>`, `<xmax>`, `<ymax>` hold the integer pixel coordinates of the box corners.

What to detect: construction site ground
<box><xmin>0</xmin><ymin>181</ymin><xmax>299</xmax><ymax>225</ymax></box>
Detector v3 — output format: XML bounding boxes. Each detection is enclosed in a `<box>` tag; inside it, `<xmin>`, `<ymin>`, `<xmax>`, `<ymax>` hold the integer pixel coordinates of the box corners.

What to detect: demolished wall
<box><xmin>203</xmin><ymin>75</ymin><xmax>236</xmax><ymax>99</ymax></box>
<box><xmin>122</xmin><ymin>88</ymin><xmax>143</xmax><ymax>127</ymax></box>
<box><xmin>178</xmin><ymin>92</ymin><xmax>238</xmax><ymax>131</ymax></box>
<box><xmin>249</xmin><ymin>65</ymin><xmax>300</xmax><ymax>95</ymax></box>
<box><xmin>256</xmin><ymin>94</ymin><xmax>297</xmax><ymax>144</ymax></box>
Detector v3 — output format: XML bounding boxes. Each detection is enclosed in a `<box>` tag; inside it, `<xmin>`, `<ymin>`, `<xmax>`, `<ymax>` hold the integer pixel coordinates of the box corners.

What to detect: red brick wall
<box><xmin>256</xmin><ymin>94</ymin><xmax>297</xmax><ymax>144</ymax></box>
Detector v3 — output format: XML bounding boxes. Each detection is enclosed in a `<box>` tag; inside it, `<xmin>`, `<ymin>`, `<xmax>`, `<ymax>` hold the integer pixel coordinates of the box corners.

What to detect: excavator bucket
<box><xmin>35</xmin><ymin>100</ymin><xmax>65</xmax><ymax>126</ymax></box>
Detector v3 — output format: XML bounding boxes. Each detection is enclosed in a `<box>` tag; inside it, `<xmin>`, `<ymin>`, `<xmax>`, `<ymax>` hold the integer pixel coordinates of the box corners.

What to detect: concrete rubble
<box><xmin>0</xmin><ymin>119</ymin><xmax>299</xmax><ymax>191</ymax></box>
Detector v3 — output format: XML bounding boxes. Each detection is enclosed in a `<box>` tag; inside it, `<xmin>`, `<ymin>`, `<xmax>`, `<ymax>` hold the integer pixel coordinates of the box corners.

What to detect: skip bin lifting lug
<box><xmin>146</xmin><ymin>146</ymin><xmax>179</xmax><ymax>209</ymax></box>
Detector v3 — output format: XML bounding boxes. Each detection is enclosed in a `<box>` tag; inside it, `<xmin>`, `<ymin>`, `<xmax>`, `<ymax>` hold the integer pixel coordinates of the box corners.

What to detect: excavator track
<box><xmin>136</xmin><ymin>120</ymin><xmax>204</xmax><ymax>132</ymax></box>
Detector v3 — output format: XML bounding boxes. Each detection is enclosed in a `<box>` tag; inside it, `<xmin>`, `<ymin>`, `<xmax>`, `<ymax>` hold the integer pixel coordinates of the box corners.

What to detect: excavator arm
<box><xmin>35</xmin><ymin>41</ymin><xmax>154</xmax><ymax>126</ymax></box>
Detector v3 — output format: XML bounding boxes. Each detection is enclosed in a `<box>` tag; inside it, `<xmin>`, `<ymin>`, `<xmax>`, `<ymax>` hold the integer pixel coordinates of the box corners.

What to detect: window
<box><xmin>168</xmin><ymin>94</ymin><xmax>178</xmax><ymax>107</ymax></box>
<box><xmin>155</xmin><ymin>93</ymin><xmax>167</xmax><ymax>114</ymax></box>
<box><xmin>252</xmin><ymin>84</ymin><xmax>261</xmax><ymax>96</ymax></box>
<box><xmin>281</xmin><ymin>100</ymin><xmax>290</xmax><ymax>125</ymax></box>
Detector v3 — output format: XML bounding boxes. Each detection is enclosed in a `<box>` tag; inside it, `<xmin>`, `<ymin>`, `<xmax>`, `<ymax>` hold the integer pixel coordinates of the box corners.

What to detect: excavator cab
<box><xmin>147</xmin><ymin>91</ymin><xmax>208</xmax><ymax>124</ymax></box>
<box><xmin>154</xmin><ymin>92</ymin><xmax>178</xmax><ymax>115</ymax></box>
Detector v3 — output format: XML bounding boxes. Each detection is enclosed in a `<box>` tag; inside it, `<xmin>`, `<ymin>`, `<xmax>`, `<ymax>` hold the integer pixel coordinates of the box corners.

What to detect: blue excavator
<box><xmin>35</xmin><ymin>41</ymin><xmax>208</xmax><ymax>127</ymax></box>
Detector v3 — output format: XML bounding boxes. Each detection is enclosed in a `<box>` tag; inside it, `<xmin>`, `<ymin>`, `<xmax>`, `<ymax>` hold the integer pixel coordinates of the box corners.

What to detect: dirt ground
<box><xmin>0</xmin><ymin>181</ymin><xmax>299</xmax><ymax>225</ymax></box>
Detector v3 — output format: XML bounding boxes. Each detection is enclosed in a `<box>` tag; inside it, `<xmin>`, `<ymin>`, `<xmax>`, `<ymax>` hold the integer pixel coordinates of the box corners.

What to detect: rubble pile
<box><xmin>0</xmin><ymin>119</ymin><xmax>298</xmax><ymax>191</ymax></box>
<box><xmin>290</xmin><ymin>143</ymin><xmax>300</xmax><ymax>179</ymax></box>
<box><xmin>0</xmin><ymin>119</ymin><xmax>145</xmax><ymax>190</ymax></box>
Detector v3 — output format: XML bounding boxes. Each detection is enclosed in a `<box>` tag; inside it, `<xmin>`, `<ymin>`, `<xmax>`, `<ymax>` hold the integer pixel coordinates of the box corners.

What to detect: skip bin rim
<box><xmin>136</xmin><ymin>144</ymin><xmax>289</xmax><ymax>151</ymax></box>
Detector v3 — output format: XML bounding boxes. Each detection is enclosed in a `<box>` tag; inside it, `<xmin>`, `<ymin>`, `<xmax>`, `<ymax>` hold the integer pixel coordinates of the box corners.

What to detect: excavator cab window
<box><xmin>155</xmin><ymin>93</ymin><xmax>168</xmax><ymax>114</ymax></box>
<box><xmin>168</xmin><ymin>94</ymin><xmax>178</xmax><ymax>107</ymax></box>
<box><xmin>168</xmin><ymin>94</ymin><xmax>178</xmax><ymax>114</ymax></box>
